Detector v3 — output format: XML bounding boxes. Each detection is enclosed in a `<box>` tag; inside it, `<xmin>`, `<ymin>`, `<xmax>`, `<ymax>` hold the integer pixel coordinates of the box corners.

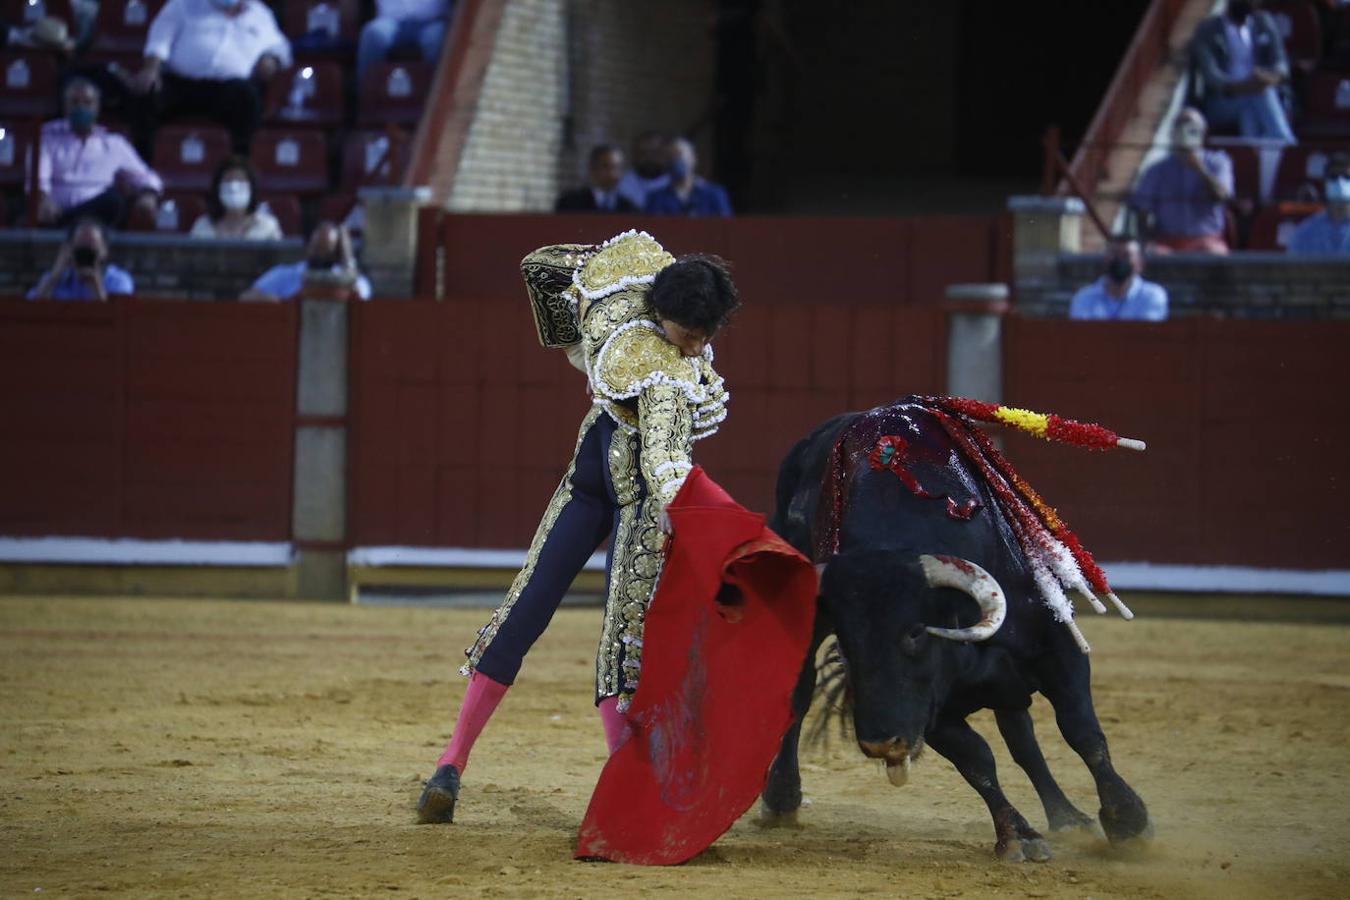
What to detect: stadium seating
<box><xmin>1299</xmin><ymin>70</ymin><xmax>1350</xmax><ymax>140</ymax></box>
<box><xmin>92</xmin><ymin>0</ymin><xmax>164</xmax><ymax>56</ymax></box>
<box><xmin>249</xmin><ymin>128</ymin><xmax>328</xmax><ymax>194</ymax></box>
<box><xmin>283</xmin><ymin>0</ymin><xmax>361</xmax><ymax>61</ymax></box>
<box><xmin>319</xmin><ymin>192</ymin><xmax>358</xmax><ymax>226</ymax></box>
<box><xmin>1</xmin><ymin>51</ymin><xmax>60</xmax><ymax>120</ymax></box>
<box><xmin>1267</xmin><ymin>1</ymin><xmax>1322</xmax><ymax>73</ymax></box>
<box><xmin>124</xmin><ymin>190</ymin><xmax>206</xmax><ymax>233</ymax></box>
<box><xmin>340</xmin><ymin>129</ymin><xmax>411</xmax><ymax>191</ymax></box>
<box><xmin>153</xmin><ymin>124</ymin><xmax>231</xmax><ymax>193</ymax></box>
<box><xmin>1273</xmin><ymin>144</ymin><xmax>1344</xmax><ymax>200</ymax></box>
<box><xmin>0</xmin><ymin>121</ymin><xmax>33</xmax><ymax>191</ymax></box>
<box><xmin>358</xmin><ymin>62</ymin><xmax>434</xmax><ymax>127</ymax></box>
<box><xmin>264</xmin><ymin>63</ymin><xmax>345</xmax><ymax>128</ymax></box>
<box><xmin>258</xmin><ymin>193</ymin><xmax>302</xmax><ymax>236</ymax></box>
<box><xmin>1247</xmin><ymin>202</ymin><xmax>1320</xmax><ymax>250</ymax></box>
<box><xmin>1216</xmin><ymin>141</ymin><xmax>1261</xmax><ymax>205</ymax></box>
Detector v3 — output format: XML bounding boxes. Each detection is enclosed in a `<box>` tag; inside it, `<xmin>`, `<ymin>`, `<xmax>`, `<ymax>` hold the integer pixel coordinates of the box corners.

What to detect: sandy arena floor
<box><xmin>1</xmin><ymin>594</ymin><xmax>1347</xmax><ymax>899</ymax></box>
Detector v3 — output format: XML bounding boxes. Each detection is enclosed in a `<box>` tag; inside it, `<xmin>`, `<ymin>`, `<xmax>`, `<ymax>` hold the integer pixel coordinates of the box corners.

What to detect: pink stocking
<box><xmin>598</xmin><ymin>696</ymin><xmax>632</xmax><ymax>754</ymax></box>
<box><xmin>437</xmin><ymin>671</ymin><xmax>509</xmax><ymax>772</ymax></box>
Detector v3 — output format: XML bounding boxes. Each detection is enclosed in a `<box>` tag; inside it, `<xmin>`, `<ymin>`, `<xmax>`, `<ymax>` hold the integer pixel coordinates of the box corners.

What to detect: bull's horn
<box><xmin>919</xmin><ymin>554</ymin><xmax>1008</xmax><ymax>642</ymax></box>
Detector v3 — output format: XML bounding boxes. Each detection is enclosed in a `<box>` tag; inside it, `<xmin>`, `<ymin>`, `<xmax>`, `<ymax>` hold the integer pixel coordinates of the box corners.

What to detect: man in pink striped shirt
<box><xmin>32</xmin><ymin>78</ymin><xmax>163</xmax><ymax>229</ymax></box>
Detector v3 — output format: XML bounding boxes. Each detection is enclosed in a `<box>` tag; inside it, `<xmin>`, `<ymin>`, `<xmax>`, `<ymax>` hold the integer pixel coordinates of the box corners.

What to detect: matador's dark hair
<box><xmin>648</xmin><ymin>254</ymin><xmax>741</xmax><ymax>337</ymax></box>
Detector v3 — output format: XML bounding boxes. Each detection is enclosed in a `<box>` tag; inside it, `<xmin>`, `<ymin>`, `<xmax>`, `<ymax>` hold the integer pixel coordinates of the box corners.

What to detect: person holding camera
<box><xmin>27</xmin><ymin>219</ymin><xmax>135</xmax><ymax>302</ymax></box>
<box><xmin>239</xmin><ymin>220</ymin><xmax>370</xmax><ymax>301</ymax></box>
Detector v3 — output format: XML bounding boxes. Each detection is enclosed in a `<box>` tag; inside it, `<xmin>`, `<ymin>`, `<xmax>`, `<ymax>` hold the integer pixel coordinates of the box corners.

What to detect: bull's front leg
<box><xmin>994</xmin><ymin>707</ymin><xmax>1097</xmax><ymax>833</ymax></box>
<box><xmin>758</xmin><ymin>613</ymin><xmax>830</xmax><ymax>826</ymax></box>
<box><xmin>927</xmin><ymin>715</ymin><xmax>1052</xmax><ymax>862</ymax></box>
<box><xmin>1038</xmin><ymin>641</ymin><xmax>1152</xmax><ymax>844</ymax></box>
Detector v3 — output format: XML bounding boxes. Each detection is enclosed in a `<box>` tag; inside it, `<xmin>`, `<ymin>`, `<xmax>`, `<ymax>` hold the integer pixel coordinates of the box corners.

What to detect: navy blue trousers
<box><xmin>475</xmin><ymin>411</ymin><xmax>644</xmax><ymax>687</ymax></box>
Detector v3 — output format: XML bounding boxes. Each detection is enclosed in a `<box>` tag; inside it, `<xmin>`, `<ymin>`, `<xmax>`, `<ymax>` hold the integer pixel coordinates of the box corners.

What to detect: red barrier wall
<box><xmin>0</xmin><ymin>299</ymin><xmax>298</xmax><ymax>541</ymax></box>
<box><xmin>1002</xmin><ymin>317</ymin><xmax>1350</xmax><ymax>569</ymax></box>
<box><xmin>348</xmin><ymin>297</ymin><xmax>948</xmax><ymax>548</ymax></box>
<box><xmin>436</xmin><ymin>213</ymin><xmax>1012</xmax><ymax>309</ymax></box>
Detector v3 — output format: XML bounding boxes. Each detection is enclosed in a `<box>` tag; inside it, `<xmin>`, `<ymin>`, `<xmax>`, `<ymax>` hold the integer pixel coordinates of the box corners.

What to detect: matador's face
<box><xmin>658</xmin><ymin>319</ymin><xmax>708</xmax><ymax>358</ymax></box>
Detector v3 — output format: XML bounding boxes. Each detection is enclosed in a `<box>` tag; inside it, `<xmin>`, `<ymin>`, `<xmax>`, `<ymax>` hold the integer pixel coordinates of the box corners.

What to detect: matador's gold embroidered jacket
<box><xmin>522</xmin><ymin>229</ymin><xmax>729</xmax><ymax>505</ymax></box>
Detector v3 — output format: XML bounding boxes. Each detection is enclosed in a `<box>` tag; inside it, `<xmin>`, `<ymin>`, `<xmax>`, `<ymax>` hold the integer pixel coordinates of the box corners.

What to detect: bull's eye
<box><xmin>900</xmin><ymin>623</ymin><xmax>928</xmax><ymax>657</ymax></box>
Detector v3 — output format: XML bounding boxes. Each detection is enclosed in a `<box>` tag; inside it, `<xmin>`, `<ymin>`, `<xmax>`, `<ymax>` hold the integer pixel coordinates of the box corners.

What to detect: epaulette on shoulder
<box><xmin>573</xmin><ymin>230</ymin><xmax>675</xmax><ymax>301</ymax></box>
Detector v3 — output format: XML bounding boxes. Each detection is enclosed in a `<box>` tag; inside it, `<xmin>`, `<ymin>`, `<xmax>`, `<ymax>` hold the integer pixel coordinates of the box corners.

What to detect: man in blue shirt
<box><xmin>27</xmin><ymin>219</ymin><xmax>135</xmax><ymax>301</ymax></box>
<box><xmin>241</xmin><ymin>221</ymin><xmax>372</xmax><ymax>301</ymax></box>
<box><xmin>1130</xmin><ymin>108</ymin><xmax>1233</xmax><ymax>254</ymax></box>
<box><xmin>644</xmin><ymin>137</ymin><xmax>732</xmax><ymax>218</ymax></box>
<box><xmin>1068</xmin><ymin>237</ymin><xmax>1169</xmax><ymax>321</ymax></box>
<box><xmin>1288</xmin><ymin>154</ymin><xmax>1350</xmax><ymax>255</ymax></box>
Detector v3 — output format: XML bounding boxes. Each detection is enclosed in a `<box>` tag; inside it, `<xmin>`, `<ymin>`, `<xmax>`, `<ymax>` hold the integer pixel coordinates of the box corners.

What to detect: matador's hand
<box><xmin>658</xmin><ymin>506</ymin><xmax>673</xmax><ymax>535</ymax></box>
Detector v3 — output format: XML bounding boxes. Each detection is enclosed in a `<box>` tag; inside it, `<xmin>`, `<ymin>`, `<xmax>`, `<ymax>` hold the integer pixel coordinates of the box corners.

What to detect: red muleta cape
<box><xmin>575</xmin><ymin>466</ymin><xmax>817</xmax><ymax>865</ymax></box>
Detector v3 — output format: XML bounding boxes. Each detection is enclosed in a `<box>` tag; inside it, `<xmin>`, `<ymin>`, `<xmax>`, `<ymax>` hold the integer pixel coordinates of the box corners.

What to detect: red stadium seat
<box><xmin>126</xmin><ymin>190</ymin><xmax>206</xmax><ymax>233</ymax></box>
<box><xmin>358</xmin><ymin>62</ymin><xmax>433</xmax><ymax>127</ymax></box>
<box><xmin>1266</xmin><ymin>1</ymin><xmax>1321</xmax><ymax>72</ymax></box>
<box><xmin>319</xmin><ymin>191</ymin><xmax>357</xmax><ymax>229</ymax></box>
<box><xmin>0</xmin><ymin>51</ymin><xmax>60</xmax><ymax>120</ymax></box>
<box><xmin>258</xmin><ymin>192</ymin><xmax>302</xmax><ymax>235</ymax></box>
<box><xmin>152</xmin><ymin>124</ymin><xmax>231</xmax><ymax>192</ymax></box>
<box><xmin>1273</xmin><ymin>144</ymin><xmax>1346</xmax><ymax>200</ymax></box>
<box><xmin>1299</xmin><ymin>70</ymin><xmax>1350</xmax><ymax>139</ymax></box>
<box><xmin>263</xmin><ymin>63</ymin><xmax>344</xmax><ymax>128</ymax></box>
<box><xmin>1210</xmin><ymin>141</ymin><xmax>1261</xmax><ymax>205</ymax></box>
<box><xmin>1331</xmin><ymin>6</ymin><xmax>1350</xmax><ymax>64</ymax></box>
<box><xmin>283</xmin><ymin>0</ymin><xmax>360</xmax><ymax>42</ymax></box>
<box><xmin>1247</xmin><ymin>202</ymin><xmax>1320</xmax><ymax>250</ymax></box>
<box><xmin>0</xmin><ymin>120</ymin><xmax>35</xmax><ymax>190</ymax></box>
<box><xmin>339</xmin><ymin>128</ymin><xmax>411</xmax><ymax>191</ymax></box>
<box><xmin>249</xmin><ymin>128</ymin><xmax>328</xmax><ymax>194</ymax></box>
<box><xmin>92</xmin><ymin>0</ymin><xmax>164</xmax><ymax>55</ymax></box>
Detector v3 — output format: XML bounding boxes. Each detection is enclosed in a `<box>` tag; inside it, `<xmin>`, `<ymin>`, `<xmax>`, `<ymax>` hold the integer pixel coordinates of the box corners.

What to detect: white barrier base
<box><xmin>0</xmin><ymin>537</ymin><xmax>294</xmax><ymax>567</ymax></box>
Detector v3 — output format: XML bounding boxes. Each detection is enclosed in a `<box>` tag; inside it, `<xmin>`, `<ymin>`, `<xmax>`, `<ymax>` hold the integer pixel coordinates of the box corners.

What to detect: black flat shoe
<box><xmin>416</xmin><ymin>763</ymin><xmax>461</xmax><ymax>824</ymax></box>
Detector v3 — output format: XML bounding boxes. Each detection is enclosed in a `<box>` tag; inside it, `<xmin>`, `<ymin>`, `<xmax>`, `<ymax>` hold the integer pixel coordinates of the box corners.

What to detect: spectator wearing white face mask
<box><xmin>1129</xmin><ymin>107</ymin><xmax>1233</xmax><ymax>254</ymax></box>
<box><xmin>1288</xmin><ymin>154</ymin><xmax>1350</xmax><ymax>255</ymax></box>
<box><xmin>189</xmin><ymin>156</ymin><xmax>282</xmax><ymax>240</ymax></box>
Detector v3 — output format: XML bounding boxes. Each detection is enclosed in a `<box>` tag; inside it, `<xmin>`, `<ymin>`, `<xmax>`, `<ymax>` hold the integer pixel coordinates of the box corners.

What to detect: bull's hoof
<box><xmin>1047</xmin><ymin>804</ymin><xmax>1099</xmax><ymax>834</ymax></box>
<box><xmin>996</xmin><ymin>834</ymin><xmax>1053</xmax><ymax>863</ymax></box>
<box><xmin>416</xmin><ymin>764</ymin><xmax>460</xmax><ymax>824</ymax></box>
<box><xmin>754</xmin><ymin>801</ymin><xmax>801</xmax><ymax>829</ymax></box>
<box><xmin>1099</xmin><ymin>795</ymin><xmax>1152</xmax><ymax>844</ymax></box>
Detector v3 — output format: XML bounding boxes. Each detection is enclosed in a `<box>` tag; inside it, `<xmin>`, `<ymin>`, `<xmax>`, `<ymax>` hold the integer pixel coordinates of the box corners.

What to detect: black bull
<box><xmin>759</xmin><ymin>399</ymin><xmax>1152</xmax><ymax>861</ymax></box>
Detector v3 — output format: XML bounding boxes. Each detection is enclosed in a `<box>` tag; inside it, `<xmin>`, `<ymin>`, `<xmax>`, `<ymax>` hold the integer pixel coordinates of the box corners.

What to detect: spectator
<box><xmin>1288</xmin><ymin>153</ymin><xmax>1350</xmax><ymax>254</ymax></box>
<box><xmin>32</xmin><ymin>78</ymin><xmax>163</xmax><ymax>230</ymax></box>
<box><xmin>357</xmin><ymin>0</ymin><xmax>453</xmax><ymax>80</ymax></box>
<box><xmin>126</xmin><ymin>0</ymin><xmax>292</xmax><ymax>154</ymax></box>
<box><xmin>644</xmin><ymin>137</ymin><xmax>733</xmax><ymax>217</ymax></box>
<box><xmin>189</xmin><ymin>156</ymin><xmax>282</xmax><ymax>240</ymax></box>
<box><xmin>555</xmin><ymin>144</ymin><xmax>637</xmax><ymax>213</ymax></box>
<box><xmin>1129</xmin><ymin>108</ymin><xmax>1233</xmax><ymax>254</ymax></box>
<box><xmin>27</xmin><ymin>219</ymin><xmax>135</xmax><ymax>301</ymax></box>
<box><xmin>1190</xmin><ymin>0</ymin><xmax>1296</xmax><ymax>144</ymax></box>
<box><xmin>615</xmin><ymin>131</ymin><xmax>670</xmax><ymax>210</ymax></box>
<box><xmin>241</xmin><ymin>221</ymin><xmax>371</xmax><ymax>301</ymax></box>
<box><xmin>1068</xmin><ymin>237</ymin><xmax>1169</xmax><ymax>321</ymax></box>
